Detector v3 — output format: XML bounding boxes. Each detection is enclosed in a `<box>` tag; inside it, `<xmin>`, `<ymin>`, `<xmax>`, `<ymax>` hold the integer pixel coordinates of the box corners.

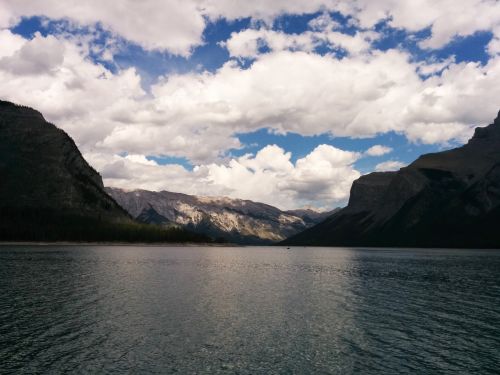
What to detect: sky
<box><xmin>1</xmin><ymin>1</ymin><xmax>499</xmax><ymax>210</ymax></box>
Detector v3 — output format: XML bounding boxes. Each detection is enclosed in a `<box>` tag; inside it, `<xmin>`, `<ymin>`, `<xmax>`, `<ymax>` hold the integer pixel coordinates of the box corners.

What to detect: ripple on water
<box><xmin>1</xmin><ymin>246</ymin><xmax>499</xmax><ymax>374</ymax></box>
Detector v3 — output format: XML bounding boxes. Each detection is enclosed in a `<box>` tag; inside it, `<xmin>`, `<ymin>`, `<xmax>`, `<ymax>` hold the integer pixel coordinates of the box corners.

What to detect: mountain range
<box><xmin>2</xmin><ymin>99</ymin><xmax>500</xmax><ymax>248</ymax></box>
<box><xmin>107</xmin><ymin>187</ymin><xmax>337</xmax><ymax>244</ymax></box>
<box><xmin>283</xmin><ymin>111</ymin><xmax>500</xmax><ymax>248</ymax></box>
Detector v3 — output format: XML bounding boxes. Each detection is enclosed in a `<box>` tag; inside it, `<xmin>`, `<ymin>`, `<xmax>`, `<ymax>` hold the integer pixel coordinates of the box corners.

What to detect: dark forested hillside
<box><xmin>0</xmin><ymin>100</ymin><xmax>209</xmax><ymax>243</ymax></box>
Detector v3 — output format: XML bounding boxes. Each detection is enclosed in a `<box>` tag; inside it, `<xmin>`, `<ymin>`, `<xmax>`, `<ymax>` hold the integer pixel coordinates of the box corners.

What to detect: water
<box><xmin>1</xmin><ymin>246</ymin><xmax>499</xmax><ymax>374</ymax></box>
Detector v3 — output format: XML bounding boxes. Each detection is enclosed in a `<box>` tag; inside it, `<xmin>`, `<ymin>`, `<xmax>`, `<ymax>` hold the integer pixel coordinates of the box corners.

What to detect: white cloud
<box><xmin>1</xmin><ymin>22</ymin><xmax>500</xmax><ymax>208</ymax></box>
<box><xmin>417</xmin><ymin>56</ymin><xmax>456</xmax><ymax>76</ymax></box>
<box><xmin>0</xmin><ymin>31</ymin><xmax>238</xmax><ymax>163</ymax></box>
<box><xmin>204</xmin><ymin>143</ymin><xmax>361</xmax><ymax>208</ymax></box>
<box><xmin>200</xmin><ymin>0</ymin><xmax>340</xmax><ymax>23</ymax></box>
<box><xmin>339</xmin><ymin>0</ymin><xmax>500</xmax><ymax>50</ymax></box>
<box><xmin>206</xmin><ymin>0</ymin><xmax>500</xmax><ymax>52</ymax></box>
<box><xmin>404</xmin><ymin>122</ymin><xmax>473</xmax><ymax>145</ymax></box>
<box><xmin>0</xmin><ymin>29</ymin><xmax>25</xmax><ymax>58</ymax></box>
<box><xmin>223</xmin><ymin>26</ymin><xmax>379</xmax><ymax>59</ymax></box>
<box><xmin>86</xmin><ymin>152</ymin><xmax>209</xmax><ymax>193</ymax></box>
<box><xmin>308</xmin><ymin>12</ymin><xmax>341</xmax><ymax>32</ymax></box>
<box><xmin>488</xmin><ymin>26</ymin><xmax>500</xmax><ymax>56</ymax></box>
<box><xmin>412</xmin><ymin>0</ymin><xmax>500</xmax><ymax>50</ymax></box>
<box><xmin>0</xmin><ymin>2</ymin><xmax>15</xmax><ymax>29</ymax></box>
<box><xmin>365</xmin><ymin>145</ymin><xmax>393</xmax><ymax>156</ymax></box>
<box><xmin>224</xmin><ymin>29</ymin><xmax>316</xmax><ymax>59</ymax></box>
<box><xmin>1</xmin><ymin>31</ymin><xmax>499</xmax><ymax>166</ymax></box>
<box><xmin>222</xmin><ymin>29</ymin><xmax>263</xmax><ymax>59</ymax></box>
<box><xmin>489</xmin><ymin>36</ymin><xmax>500</xmax><ymax>56</ymax></box>
<box><xmin>3</xmin><ymin>1</ymin><xmax>499</xmax><ymax>56</ymax></box>
<box><xmin>375</xmin><ymin>160</ymin><xmax>406</xmax><ymax>172</ymax></box>
<box><xmin>282</xmin><ymin>145</ymin><xmax>361</xmax><ymax>203</ymax></box>
<box><xmin>87</xmin><ymin>144</ymin><xmax>361</xmax><ymax>209</ymax></box>
<box><xmin>148</xmin><ymin>49</ymin><xmax>499</xmax><ymax>146</ymax></box>
<box><xmin>322</xmin><ymin>30</ymin><xmax>380</xmax><ymax>54</ymax></box>
<box><xmin>0</xmin><ymin>32</ymin><xmax>65</xmax><ymax>75</ymax></box>
<box><xmin>124</xmin><ymin>154</ymin><xmax>158</xmax><ymax>166</ymax></box>
<box><xmin>1</xmin><ymin>0</ymin><xmax>206</xmax><ymax>56</ymax></box>
<box><xmin>2</xmin><ymin>30</ymin><xmax>500</xmax><ymax>163</ymax></box>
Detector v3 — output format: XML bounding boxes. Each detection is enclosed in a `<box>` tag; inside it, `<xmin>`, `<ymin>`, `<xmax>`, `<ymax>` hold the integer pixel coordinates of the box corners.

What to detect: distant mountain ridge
<box><xmin>107</xmin><ymin>187</ymin><xmax>336</xmax><ymax>244</ymax></box>
<box><xmin>283</xmin><ymin>110</ymin><xmax>500</xmax><ymax>248</ymax></box>
<box><xmin>285</xmin><ymin>208</ymin><xmax>341</xmax><ymax>226</ymax></box>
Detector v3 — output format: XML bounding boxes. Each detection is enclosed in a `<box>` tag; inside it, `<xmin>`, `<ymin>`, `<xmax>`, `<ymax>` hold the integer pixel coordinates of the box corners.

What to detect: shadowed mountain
<box><xmin>137</xmin><ymin>205</ymin><xmax>172</xmax><ymax>226</ymax></box>
<box><xmin>285</xmin><ymin>208</ymin><xmax>340</xmax><ymax>226</ymax></box>
<box><xmin>283</xmin><ymin>110</ymin><xmax>500</xmax><ymax>249</ymax></box>
<box><xmin>0</xmin><ymin>100</ymin><xmax>208</xmax><ymax>243</ymax></box>
<box><xmin>107</xmin><ymin>188</ymin><xmax>336</xmax><ymax>244</ymax></box>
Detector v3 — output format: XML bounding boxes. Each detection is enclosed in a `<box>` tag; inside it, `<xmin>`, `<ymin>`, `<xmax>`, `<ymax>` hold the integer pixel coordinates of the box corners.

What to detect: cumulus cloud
<box><xmin>1</xmin><ymin>4</ymin><xmax>500</xmax><ymax>208</ymax></box>
<box><xmin>0</xmin><ymin>32</ymin><xmax>65</xmax><ymax>75</ymax></box>
<box><xmin>210</xmin><ymin>0</ymin><xmax>500</xmax><ymax>56</ymax></box>
<box><xmin>488</xmin><ymin>26</ymin><xmax>500</xmax><ymax>56</ymax></box>
<box><xmin>337</xmin><ymin>0</ymin><xmax>500</xmax><ymax>50</ymax></box>
<box><xmin>404</xmin><ymin>122</ymin><xmax>474</xmax><ymax>144</ymax></box>
<box><xmin>308</xmin><ymin>12</ymin><xmax>340</xmax><ymax>32</ymax></box>
<box><xmin>204</xmin><ymin>0</ymin><xmax>500</xmax><ymax>51</ymax></box>
<box><xmin>417</xmin><ymin>56</ymin><xmax>456</xmax><ymax>76</ymax></box>
<box><xmin>365</xmin><ymin>145</ymin><xmax>393</xmax><ymax>156</ymax></box>
<box><xmin>1</xmin><ymin>31</ymin><xmax>499</xmax><ymax>165</ymax></box>
<box><xmin>0</xmin><ymin>29</ymin><xmax>25</xmax><ymax>58</ymax></box>
<box><xmin>223</xmin><ymin>29</ymin><xmax>316</xmax><ymax>59</ymax></box>
<box><xmin>86</xmin><ymin>144</ymin><xmax>361</xmax><ymax>209</ymax></box>
<box><xmin>0</xmin><ymin>30</ymin><xmax>235</xmax><ymax>162</ymax></box>
<box><xmin>0</xmin><ymin>2</ymin><xmax>15</xmax><ymax>29</ymax></box>
<box><xmin>0</xmin><ymin>0</ymin><xmax>206</xmax><ymax>56</ymax></box>
<box><xmin>147</xmin><ymin>49</ymin><xmax>499</xmax><ymax>147</ymax></box>
<box><xmin>2</xmin><ymin>1</ymin><xmax>500</xmax><ymax>55</ymax></box>
<box><xmin>375</xmin><ymin>160</ymin><xmax>406</xmax><ymax>172</ymax></box>
<box><xmin>223</xmin><ymin>19</ymin><xmax>379</xmax><ymax>59</ymax></box>
<box><xmin>200</xmin><ymin>0</ymin><xmax>340</xmax><ymax>23</ymax></box>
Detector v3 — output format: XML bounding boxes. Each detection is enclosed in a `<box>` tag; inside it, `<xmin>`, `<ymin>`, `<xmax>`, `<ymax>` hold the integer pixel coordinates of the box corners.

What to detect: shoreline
<box><xmin>0</xmin><ymin>241</ymin><xmax>239</xmax><ymax>247</ymax></box>
<box><xmin>1</xmin><ymin>242</ymin><xmax>498</xmax><ymax>250</ymax></box>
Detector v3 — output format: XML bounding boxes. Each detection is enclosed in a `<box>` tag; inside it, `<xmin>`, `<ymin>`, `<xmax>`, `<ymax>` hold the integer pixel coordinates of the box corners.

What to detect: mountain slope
<box><xmin>283</xmin><ymin>110</ymin><xmax>500</xmax><ymax>248</ymax></box>
<box><xmin>285</xmin><ymin>208</ymin><xmax>340</xmax><ymax>226</ymax></box>
<box><xmin>107</xmin><ymin>188</ymin><xmax>334</xmax><ymax>244</ymax></box>
<box><xmin>0</xmin><ymin>100</ymin><xmax>208</xmax><ymax>243</ymax></box>
<box><xmin>0</xmin><ymin>100</ymin><xmax>126</xmax><ymax>219</ymax></box>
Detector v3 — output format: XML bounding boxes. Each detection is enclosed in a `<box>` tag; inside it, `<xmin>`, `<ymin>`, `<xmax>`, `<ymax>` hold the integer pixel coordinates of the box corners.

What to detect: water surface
<box><xmin>1</xmin><ymin>246</ymin><xmax>499</xmax><ymax>374</ymax></box>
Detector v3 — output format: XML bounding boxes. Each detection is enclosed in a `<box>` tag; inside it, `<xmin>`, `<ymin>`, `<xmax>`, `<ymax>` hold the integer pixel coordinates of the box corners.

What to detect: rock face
<box><xmin>285</xmin><ymin>208</ymin><xmax>340</xmax><ymax>226</ymax></box>
<box><xmin>107</xmin><ymin>188</ymin><xmax>334</xmax><ymax>244</ymax></box>
<box><xmin>283</xmin><ymin>111</ymin><xmax>500</xmax><ymax>248</ymax></box>
<box><xmin>0</xmin><ymin>100</ymin><xmax>211</xmax><ymax>243</ymax></box>
<box><xmin>0</xmin><ymin>100</ymin><xmax>128</xmax><ymax>220</ymax></box>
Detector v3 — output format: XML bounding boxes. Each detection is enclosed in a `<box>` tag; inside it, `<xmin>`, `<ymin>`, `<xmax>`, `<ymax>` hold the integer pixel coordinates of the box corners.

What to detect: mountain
<box><xmin>0</xmin><ymin>101</ymin><xmax>127</xmax><ymax>219</ymax></box>
<box><xmin>107</xmin><ymin>188</ymin><xmax>335</xmax><ymax>244</ymax></box>
<box><xmin>285</xmin><ymin>208</ymin><xmax>340</xmax><ymax>226</ymax></box>
<box><xmin>283</xmin><ymin>110</ymin><xmax>500</xmax><ymax>249</ymax></box>
<box><xmin>0</xmin><ymin>100</ymin><xmax>208</xmax><ymax>243</ymax></box>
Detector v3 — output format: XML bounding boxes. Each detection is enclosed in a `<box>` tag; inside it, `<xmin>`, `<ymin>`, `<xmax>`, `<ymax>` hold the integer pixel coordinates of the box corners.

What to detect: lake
<box><xmin>1</xmin><ymin>245</ymin><xmax>499</xmax><ymax>374</ymax></box>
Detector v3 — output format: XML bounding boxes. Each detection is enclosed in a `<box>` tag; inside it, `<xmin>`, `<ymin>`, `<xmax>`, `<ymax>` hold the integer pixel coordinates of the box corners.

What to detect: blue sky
<box><xmin>1</xmin><ymin>1</ymin><xmax>499</xmax><ymax>209</ymax></box>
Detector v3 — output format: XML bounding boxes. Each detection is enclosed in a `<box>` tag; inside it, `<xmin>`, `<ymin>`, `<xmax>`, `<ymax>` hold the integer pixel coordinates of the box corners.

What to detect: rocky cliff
<box><xmin>0</xmin><ymin>100</ymin><xmax>208</xmax><ymax>243</ymax></box>
<box><xmin>283</xmin><ymin>111</ymin><xmax>500</xmax><ymax>248</ymax></box>
<box><xmin>107</xmin><ymin>188</ymin><xmax>335</xmax><ymax>244</ymax></box>
<box><xmin>0</xmin><ymin>100</ymin><xmax>129</xmax><ymax>217</ymax></box>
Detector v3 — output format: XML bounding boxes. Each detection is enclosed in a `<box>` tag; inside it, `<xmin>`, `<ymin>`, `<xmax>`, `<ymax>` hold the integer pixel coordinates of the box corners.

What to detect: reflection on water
<box><xmin>1</xmin><ymin>246</ymin><xmax>499</xmax><ymax>373</ymax></box>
